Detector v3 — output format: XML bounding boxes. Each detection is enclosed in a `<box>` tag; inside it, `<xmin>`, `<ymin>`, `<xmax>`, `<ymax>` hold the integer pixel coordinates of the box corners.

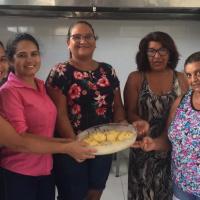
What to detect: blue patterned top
<box><xmin>168</xmin><ymin>90</ymin><xmax>200</xmax><ymax>197</ymax></box>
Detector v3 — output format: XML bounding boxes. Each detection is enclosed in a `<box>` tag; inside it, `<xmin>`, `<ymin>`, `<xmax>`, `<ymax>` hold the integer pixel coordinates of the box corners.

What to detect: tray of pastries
<box><xmin>78</xmin><ymin>123</ymin><xmax>137</xmax><ymax>155</ymax></box>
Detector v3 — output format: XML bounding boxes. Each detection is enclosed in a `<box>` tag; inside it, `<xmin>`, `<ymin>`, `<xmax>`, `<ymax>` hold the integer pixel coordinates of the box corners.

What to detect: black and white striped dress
<box><xmin>128</xmin><ymin>72</ymin><xmax>181</xmax><ymax>200</ymax></box>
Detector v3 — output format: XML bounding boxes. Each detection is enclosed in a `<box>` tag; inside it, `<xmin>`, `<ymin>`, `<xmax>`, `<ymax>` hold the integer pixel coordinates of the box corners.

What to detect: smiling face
<box><xmin>185</xmin><ymin>61</ymin><xmax>200</xmax><ymax>92</ymax></box>
<box><xmin>0</xmin><ymin>45</ymin><xmax>9</xmax><ymax>81</ymax></box>
<box><xmin>67</xmin><ymin>23</ymin><xmax>96</xmax><ymax>60</ymax></box>
<box><xmin>11</xmin><ymin>40</ymin><xmax>41</xmax><ymax>80</ymax></box>
<box><xmin>147</xmin><ymin>41</ymin><xmax>169</xmax><ymax>72</ymax></box>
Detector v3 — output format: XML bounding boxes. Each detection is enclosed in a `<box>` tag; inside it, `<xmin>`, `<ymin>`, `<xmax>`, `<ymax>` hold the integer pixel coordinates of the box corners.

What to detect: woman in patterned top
<box><xmin>124</xmin><ymin>31</ymin><xmax>188</xmax><ymax>200</ymax></box>
<box><xmin>46</xmin><ymin>21</ymin><xmax>148</xmax><ymax>200</ymax></box>
<box><xmin>141</xmin><ymin>51</ymin><xmax>200</xmax><ymax>200</ymax></box>
<box><xmin>46</xmin><ymin>21</ymin><xmax>127</xmax><ymax>200</ymax></box>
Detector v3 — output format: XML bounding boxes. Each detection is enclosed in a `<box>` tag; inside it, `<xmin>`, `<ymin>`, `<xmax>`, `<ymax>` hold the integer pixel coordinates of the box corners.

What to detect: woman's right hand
<box><xmin>131</xmin><ymin>136</ymin><xmax>157</xmax><ymax>152</ymax></box>
<box><xmin>140</xmin><ymin>136</ymin><xmax>157</xmax><ymax>152</ymax></box>
<box><xmin>64</xmin><ymin>140</ymin><xmax>96</xmax><ymax>162</ymax></box>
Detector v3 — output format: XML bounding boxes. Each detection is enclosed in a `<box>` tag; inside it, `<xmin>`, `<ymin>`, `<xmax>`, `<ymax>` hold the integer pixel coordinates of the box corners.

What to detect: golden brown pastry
<box><xmin>82</xmin><ymin>130</ymin><xmax>133</xmax><ymax>146</ymax></box>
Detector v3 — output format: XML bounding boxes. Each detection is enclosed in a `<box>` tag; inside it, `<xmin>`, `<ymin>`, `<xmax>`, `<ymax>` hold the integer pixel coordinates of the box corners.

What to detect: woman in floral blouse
<box><xmin>140</xmin><ymin>51</ymin><xmax>200</xmax><ymax>200</ymax></box>
<box><xmin>46</xmin><ymin>21</ymin><xmax>126</xmax><ymax>200</ymax></box>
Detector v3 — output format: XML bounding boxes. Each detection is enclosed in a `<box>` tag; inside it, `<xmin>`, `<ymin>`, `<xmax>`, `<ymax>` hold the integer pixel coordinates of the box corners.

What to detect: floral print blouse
<box><xmin>46</xmin><ymin>62</ymin><xmax>119</xmax><ymax>134</ymax></box>
<box><xmin>168</xmin><ymin>90</ymin><xmax>200</xmax><ymax>197</ymax></box>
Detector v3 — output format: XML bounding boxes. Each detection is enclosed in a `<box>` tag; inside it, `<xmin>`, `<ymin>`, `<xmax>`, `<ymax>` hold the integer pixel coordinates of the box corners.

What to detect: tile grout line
<box><xmin>120</xmin><ymin>176</ymin><xmax>126</xmax><ymax>200</ymax></box>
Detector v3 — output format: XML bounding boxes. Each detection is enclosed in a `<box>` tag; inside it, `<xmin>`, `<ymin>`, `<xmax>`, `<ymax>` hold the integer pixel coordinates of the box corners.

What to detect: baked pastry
<box><xmin>83</xmin><ymin>130</ymin><xmax>133</xmax><ymax>145</ymax></box>
<box><xmin>79</xmin><ymin>124</ymin><xmax>137</xmax><ymax>155</ymax></box>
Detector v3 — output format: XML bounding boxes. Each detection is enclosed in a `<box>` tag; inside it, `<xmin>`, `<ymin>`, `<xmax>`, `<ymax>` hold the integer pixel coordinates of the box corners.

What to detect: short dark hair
<box><xmin>136</xmin><ymin>31</ymin><xmax>179</xmax><ymax>72</ymax></box>
<box><xmin>184</xmin><ymin>51</ymin><xmax>200</xmax><ymax>67</ymax></box>
<box><xmin>6</xmin><ymin>33</ymin><xmax>39</xmax><ymax>61</ymax></box>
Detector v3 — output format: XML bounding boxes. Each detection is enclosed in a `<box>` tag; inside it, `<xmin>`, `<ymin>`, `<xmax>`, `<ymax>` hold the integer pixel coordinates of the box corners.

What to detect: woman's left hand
<box><xmin>131</xmin><ymin>136</ymin><xmax>156</xmax><ymax>152</ymax></box>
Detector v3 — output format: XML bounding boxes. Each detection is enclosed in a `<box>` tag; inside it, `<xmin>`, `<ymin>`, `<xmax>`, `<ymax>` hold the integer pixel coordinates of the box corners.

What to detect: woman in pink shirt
<box><xmin>0</xmin><ymin>39</ymin><xmax>95</xmax><ymax>159</ymax></box>
<box><xmin>0</xmin><ymin>33</ymin><xmax>94</xmax><ymax>200</ymax></box>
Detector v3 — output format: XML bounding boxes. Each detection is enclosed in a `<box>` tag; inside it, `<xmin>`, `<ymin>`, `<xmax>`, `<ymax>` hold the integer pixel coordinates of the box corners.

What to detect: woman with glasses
<box><xmin>46</xmin><ymin>21</ymin><xmax>127</xmax><ymax>200</ymax></box>
<box><xmin>139</xmin><ymin>51</ymin><xmax>200</xmax><ymax>200</ymax></box>
<box><xmin>124</xmin><ymin>31</ymin><xmax>188</xmax><ymax>200</ymax></box>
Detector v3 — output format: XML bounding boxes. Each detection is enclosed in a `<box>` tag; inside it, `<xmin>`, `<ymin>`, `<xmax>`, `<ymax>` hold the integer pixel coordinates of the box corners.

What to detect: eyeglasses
<box><xmin>147</xmin><ymin>48</ymin><xmax>168</xmax><ymax>57</ymax></box>
<box><xmin>70</xmin><ymin>34</ymin><xmax>96</xmax><ymax>42</ymax></box>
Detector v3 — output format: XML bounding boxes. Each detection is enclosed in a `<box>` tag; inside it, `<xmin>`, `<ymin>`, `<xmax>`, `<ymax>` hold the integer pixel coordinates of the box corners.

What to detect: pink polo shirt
<box><xmin>0</xmin><ymin>73</ymin><xmax>57</xmax><ymax>176</ymax></box>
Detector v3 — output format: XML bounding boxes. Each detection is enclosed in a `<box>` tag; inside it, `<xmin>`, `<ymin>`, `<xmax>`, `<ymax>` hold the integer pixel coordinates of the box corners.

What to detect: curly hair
<box><xmin>136</xmin><ymin>31</ymin><xmax>179</xmax><ymax>72</ymax></box>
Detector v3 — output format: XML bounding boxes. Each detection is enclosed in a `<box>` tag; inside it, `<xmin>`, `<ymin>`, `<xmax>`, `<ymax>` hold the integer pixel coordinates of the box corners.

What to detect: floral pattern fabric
<box><xmin>168</xmin><ymin>90</ymin><xmax>200</xmax><ymax>197</ymax></box>
<box><xmin>46</xmin><ymin>62</ymin><xmax>119</xmax><ymax>134</ymax></box>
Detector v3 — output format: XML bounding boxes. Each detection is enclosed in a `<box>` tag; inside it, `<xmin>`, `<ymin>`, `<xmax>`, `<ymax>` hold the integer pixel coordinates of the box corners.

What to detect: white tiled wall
<box><xmin>0</xmin><ymin>16</ymin><xmax>200</xmax><ymax>90</ymax></box>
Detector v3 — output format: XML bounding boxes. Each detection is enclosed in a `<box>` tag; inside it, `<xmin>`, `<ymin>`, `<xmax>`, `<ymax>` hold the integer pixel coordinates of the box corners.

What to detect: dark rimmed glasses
<box><xmin>70</xmin><ymin>34</ymin><xmax>96</xmax><ymax>42</ymax></box>
<box><xmin>147</xmin><ymin>48</ymin><xmax>168</xmax><ymax>57</ymax></box>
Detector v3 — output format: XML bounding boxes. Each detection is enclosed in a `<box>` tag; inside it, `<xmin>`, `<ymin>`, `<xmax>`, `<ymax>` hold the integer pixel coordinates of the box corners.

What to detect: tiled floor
<box><xmin>101</xmin><ymin>150</ymin><xmax>129</xmax><ymax>200</ymax></box>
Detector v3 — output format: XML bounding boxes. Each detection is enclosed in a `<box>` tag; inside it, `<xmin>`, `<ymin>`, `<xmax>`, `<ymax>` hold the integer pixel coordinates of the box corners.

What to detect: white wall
<box><xmin>0</xmin><ymin>16</ymin><xmax>200</xmax><ymax>91</ymax></box>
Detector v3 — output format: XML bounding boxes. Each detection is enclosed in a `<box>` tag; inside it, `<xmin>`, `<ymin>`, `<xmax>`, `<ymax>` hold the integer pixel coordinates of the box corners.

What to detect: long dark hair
<box><xmin>136</xmin><ymin>31</ymin><xmax>179</xmax><ymax>72</ymax></box>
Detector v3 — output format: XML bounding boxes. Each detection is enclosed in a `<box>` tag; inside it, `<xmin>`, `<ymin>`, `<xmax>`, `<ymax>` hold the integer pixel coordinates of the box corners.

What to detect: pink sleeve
<box><xmin>0</xmin><ymin>88</ymin><xmax>28</xmax><ymax>134</ymax></box>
